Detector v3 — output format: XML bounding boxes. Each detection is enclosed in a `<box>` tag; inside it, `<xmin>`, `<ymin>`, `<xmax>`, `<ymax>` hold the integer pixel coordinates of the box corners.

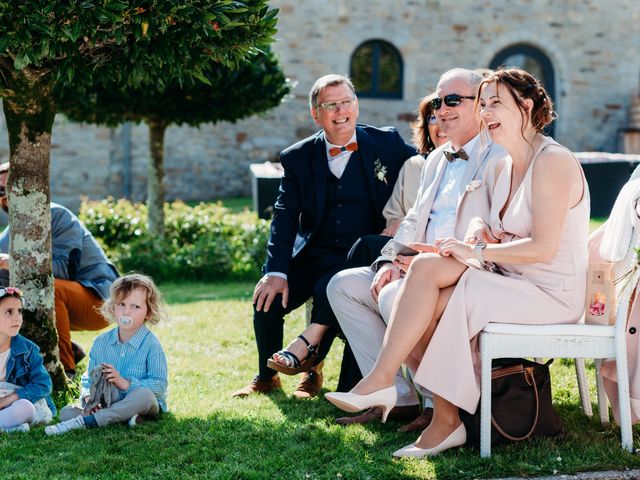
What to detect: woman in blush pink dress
<box><xmin>325</xmin><ymin>68</ymin><xmax>589</xmax><ymax>458</ymax></box>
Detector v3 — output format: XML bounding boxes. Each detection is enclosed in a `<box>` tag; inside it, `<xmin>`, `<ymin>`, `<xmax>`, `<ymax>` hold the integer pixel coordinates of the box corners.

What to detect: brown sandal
<box><xmin>267</xmin><ymin>334</ymin><xmax>318</xmax><ymax>375</ymax></box>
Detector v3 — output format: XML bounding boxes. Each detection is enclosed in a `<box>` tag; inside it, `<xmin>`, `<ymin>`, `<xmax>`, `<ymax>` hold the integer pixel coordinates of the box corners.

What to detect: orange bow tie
<box><xmin>329</xmin><ymin>142</ymin><xmax>358</xmax><ymax>157</ymax></box>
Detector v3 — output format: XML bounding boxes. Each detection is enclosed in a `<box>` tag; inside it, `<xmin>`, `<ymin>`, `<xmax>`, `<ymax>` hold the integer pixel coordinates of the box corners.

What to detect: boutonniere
<box><xmin>465</xmin><ymin>180</ymin><xmax>482</xmax><ymax>193</ymax></box>
<box><xmin>374</xmin><ymin>159</ymin><xmax>388</xmax><ymax>185</ymax></box>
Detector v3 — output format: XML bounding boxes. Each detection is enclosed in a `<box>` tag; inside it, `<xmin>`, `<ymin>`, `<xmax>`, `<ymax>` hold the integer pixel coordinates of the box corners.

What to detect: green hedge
<box><xmin>79</xmin><ymin>199</ymin><xmax>269</xmax><ymax>282</ymax></box>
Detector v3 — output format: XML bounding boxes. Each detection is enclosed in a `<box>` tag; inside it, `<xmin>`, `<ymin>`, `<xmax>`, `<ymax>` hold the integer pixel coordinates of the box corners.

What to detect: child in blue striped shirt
<box><xmin>46</xmin><ymin>273</ymin><xmax>168</xmax><ymax>435</ymax></box>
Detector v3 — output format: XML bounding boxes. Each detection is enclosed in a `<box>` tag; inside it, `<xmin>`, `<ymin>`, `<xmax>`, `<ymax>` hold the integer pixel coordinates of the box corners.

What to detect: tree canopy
<box><xmin>0</xmin><ymin>1</ymin><xmax>278</xmax><ymax>95</ymax></box>
<box><xmin>56</xmin><ymin>46</ymin><xmax>291</xmax><ymax>234</ymax></box>
<box><xmin>56</xmin><ymin>46</ymin><xmax>290</xmax><ymax>127</ymax></box>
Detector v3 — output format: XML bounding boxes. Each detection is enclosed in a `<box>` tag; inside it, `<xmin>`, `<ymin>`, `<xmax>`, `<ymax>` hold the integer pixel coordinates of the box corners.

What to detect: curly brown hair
<box><xmin>411</xmin><ymin>93</ymin><xmax>438</xmax><ymax>155</ymax></box>
<box><xmin>100</xmin><ymin>273</ymin><xmax>166</xmax><ymax>326</ymax></box>
<box><xmin>476</xmin><ymin>67</ymin><xmax>556</xmax><ymax>138</ymax></box>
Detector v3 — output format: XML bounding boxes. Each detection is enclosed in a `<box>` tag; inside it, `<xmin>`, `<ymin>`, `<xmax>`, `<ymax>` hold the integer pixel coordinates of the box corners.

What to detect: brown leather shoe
<box><xmin>336</xmin><ymin>405</ymin><xmax>421</xmax><ymax>425</ymax></box>
<box><xmin>232</xmin><ymin>375</ymin><xmax>282</xmax><ymax>398</ymax></box>
<box><xmin>397</xmin><ymin>407</ymin><xmax>434</xmax><ymax>433</ymax></box>
<box><xmin>292</xmin><ymin>370</ymin><xmax>323</xmax><ymax>399</ymax></box>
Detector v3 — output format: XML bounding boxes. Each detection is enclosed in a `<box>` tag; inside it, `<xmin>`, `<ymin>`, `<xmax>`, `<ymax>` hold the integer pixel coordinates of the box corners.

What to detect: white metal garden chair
<box><xmin>478</xmin><ymin>228</ymin><xmax>640</xmax><ymax>458</ymax></box>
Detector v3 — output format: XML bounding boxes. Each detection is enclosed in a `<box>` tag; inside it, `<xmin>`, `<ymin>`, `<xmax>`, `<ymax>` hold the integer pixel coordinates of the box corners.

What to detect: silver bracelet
<box><xmin>475</xmin><ymin>241</ymin><xmax>487</xmax><ymax>265</ymax></box>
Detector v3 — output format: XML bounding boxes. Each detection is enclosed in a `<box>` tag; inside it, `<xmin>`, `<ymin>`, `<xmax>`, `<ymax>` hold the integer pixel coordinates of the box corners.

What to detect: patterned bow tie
<box><xmin>443</xmin><ymin>148</ymin><xmax>469</xmax><ymax>162</ymax></box>
<box><xmin>329</xmin><ymin>142</ymin><xmax>358</xmax><ymax>157</ymax></box>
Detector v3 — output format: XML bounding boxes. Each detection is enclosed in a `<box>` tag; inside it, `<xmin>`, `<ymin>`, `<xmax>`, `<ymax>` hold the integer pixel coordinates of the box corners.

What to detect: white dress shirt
<box><xmin>325</xmin><ymin>132</ymin><xmax>358</xmax><ymax>179</ymax></box>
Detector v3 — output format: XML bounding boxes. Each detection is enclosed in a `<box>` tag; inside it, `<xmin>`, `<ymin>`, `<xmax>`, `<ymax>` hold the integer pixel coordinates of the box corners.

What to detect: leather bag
<box><xmin>461</xmin><ymin>358</ymin><xmax>564</xmax><ymax>447</ymax></box>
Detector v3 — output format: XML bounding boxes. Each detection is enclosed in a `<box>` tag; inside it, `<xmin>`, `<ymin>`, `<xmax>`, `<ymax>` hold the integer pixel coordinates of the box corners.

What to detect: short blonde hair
<box><xmin>100</xmin><ymin>273</ymin><xmax>166</xmax><ymax>326</ymax></box>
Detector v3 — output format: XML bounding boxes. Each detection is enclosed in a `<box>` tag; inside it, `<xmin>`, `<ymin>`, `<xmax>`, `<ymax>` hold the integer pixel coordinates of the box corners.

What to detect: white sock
<box><xmin>44</xmin><ymin>415</ymin><xmax>86</xmax><ymax>436</ymax></box>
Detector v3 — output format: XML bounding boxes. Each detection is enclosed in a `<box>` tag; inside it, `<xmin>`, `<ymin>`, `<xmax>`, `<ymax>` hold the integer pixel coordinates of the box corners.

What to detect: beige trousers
<box><xmin>60</xmin><ymin>388</ymin><xmax>160</xmax><ymax>426</ymax></box>
<box><xmin>327</xmin><ymin>266</ymin><xmax>431</xmax><ymax>407</ymax></box>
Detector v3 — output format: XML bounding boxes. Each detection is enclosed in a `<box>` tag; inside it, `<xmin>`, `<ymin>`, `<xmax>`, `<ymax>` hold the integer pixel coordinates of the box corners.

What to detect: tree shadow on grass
<box><xmin>2</xmin><ymin>405</ymin><xmax>639</xmax><ymax>480</ymax></box>
<box><xmin>0</xmin><ymin>412</ymin><xmax>432</xmax><ymax>480</ymax></box>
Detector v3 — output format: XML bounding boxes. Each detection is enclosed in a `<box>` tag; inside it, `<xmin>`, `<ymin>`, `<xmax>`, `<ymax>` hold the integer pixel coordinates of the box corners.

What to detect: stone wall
<box><xmin>0</xmin><ymin>0</ymin><xmax>638</xmax><ymax>210</ymax></box>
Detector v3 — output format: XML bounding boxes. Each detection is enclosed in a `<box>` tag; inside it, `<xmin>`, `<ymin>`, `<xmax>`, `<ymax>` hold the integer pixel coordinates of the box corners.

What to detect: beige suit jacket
<box><xmin>382</xmin><ymin>155</ymin><xmax>427</xmax><ymax>226</ymax></box>
<box><xmin>375</xmin><ymin>135</ymin><xmax>507</xmax><ymax>266</ymax></box>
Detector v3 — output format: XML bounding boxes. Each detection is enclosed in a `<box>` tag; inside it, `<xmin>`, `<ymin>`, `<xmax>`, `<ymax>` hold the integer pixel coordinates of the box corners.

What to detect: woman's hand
<box><xmin>102</xmin><ymin>363</ymin><xmax>131</xmax><ymax>391</ymax></box>
<box><xmin>435</xmin><ymin>237</ymin><xmax>474</xmax><ymax>263</ymax></box>
<box><xmin>464</xmin><ymin>218</ymin><xmax>498</xmax><ymax>245</ymax></box>
<box><xmin>392</xmin><ymin>243</ymin><xmax>437</xmax><ymax>273</ymax></box>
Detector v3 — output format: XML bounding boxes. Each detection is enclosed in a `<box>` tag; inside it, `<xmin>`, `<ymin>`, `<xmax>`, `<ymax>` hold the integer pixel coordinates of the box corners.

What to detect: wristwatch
<box><xmin>475</xmin><ymin>241</ymin><xmax>487</xmax><ymax>266</ymax></box>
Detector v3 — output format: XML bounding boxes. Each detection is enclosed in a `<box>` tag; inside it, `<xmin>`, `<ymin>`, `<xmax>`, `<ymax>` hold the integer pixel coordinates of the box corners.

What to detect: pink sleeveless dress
<box><xmin>413</xmin><ymin>136</ymin><xmax>590</xmax><ymax>414</ymax></box>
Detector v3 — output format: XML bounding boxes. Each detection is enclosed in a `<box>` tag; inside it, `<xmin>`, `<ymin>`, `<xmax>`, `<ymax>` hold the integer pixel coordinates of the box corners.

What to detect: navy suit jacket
<box><xmin>264</xmin><ymin>124</ymin><xmax>417</xmax><ymax>275</ymax></box>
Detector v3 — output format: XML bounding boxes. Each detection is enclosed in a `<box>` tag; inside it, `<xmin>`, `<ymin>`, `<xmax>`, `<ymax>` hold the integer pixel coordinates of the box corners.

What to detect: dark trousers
<box><xmin>254</xmin><ymin>235</ymin><xmax>392</xmax><ymax>388</ymax></box>
<box><xmin>254</xmin><ymin>250</ymin><xmax>345</xmax><ymax>381</ymax></box>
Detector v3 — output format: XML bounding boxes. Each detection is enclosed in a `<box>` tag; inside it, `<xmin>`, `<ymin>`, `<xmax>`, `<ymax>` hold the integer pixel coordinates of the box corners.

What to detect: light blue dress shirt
<box><xmin>426</xmin><ymin>136</ymin><xmax>480</xmax><ymax>244</ymax></box>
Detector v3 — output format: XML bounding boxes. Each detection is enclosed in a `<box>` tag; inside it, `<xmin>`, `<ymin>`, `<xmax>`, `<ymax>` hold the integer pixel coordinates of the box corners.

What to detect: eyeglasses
<box><xmin>431</xmin><ymin>94</ymin><xmax>476</xmax><ymax>110</ymax></box>
<box><xmin>0</xmin><ymin>287</ymin><xmax>22</xmax><ymax>298</ymax></box>
<box><xmin>428</xmin><ymin>114</ymin><xmax>438</xmax><ymax>125</ymax></box>
<box><xmin>317</xmin><ymin>99</ymin><xmax>356</xmax><ymax>111</ymax></box>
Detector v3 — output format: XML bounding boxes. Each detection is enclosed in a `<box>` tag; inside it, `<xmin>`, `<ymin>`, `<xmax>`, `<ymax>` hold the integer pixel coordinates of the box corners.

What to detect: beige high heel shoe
<box><xmin>392</xmin><ymin>423</ymin><xmax>467</xmax><ymax>458</ymax></box>
<box><xmin>324</xmin><ymin>386</ymin><xmax>397</xmax><ymax>423</ymax></box>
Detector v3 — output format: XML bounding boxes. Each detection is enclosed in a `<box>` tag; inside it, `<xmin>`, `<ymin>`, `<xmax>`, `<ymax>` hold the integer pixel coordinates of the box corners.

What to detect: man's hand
<box><xmin>370</xmin><ymin>263</ymin><xmax>401</xmax><ymax>302</ymax></box>
<box><xmin>0</xmin><ymin>253</ymin><xmax>9</xmax><ymax>270</ymax></box>
<box><xmin>253</xmin><ymin>275</ymin><xmax>288</xmax><ymax>312</ymax></box>
<box><xmin>381</xmin><ymin>219</ymin><xmax>402</xmax><ymax>237</ymax></box>
<box><xmin>102</xmin><ymin>363</ymin><xmax>130</xmax><ymax>391</ymax></box>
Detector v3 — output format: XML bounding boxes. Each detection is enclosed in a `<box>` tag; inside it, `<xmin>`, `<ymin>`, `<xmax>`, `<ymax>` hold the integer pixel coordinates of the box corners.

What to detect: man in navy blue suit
<box><xmin>233</xmin><ymin>74</ymin><xmax>416</xmax><ymax>399</ymax></box>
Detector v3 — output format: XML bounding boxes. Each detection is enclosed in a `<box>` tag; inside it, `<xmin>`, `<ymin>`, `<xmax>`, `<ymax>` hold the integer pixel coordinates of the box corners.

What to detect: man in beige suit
<box><xmin>326</xmin><ymin>68</ymin><xmax>506</xmax><ymax>429</ymax></box>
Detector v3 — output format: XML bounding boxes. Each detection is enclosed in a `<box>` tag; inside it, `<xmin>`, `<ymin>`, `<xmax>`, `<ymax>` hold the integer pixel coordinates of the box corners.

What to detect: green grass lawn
<box><xmin>2</xmin><ymin>280</ymin><xmax>640</xmax><ymax>479</ymax></box>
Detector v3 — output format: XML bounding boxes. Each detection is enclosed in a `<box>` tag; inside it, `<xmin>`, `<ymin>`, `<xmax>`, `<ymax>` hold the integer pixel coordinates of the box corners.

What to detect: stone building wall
<box><xmin>0</xmin><ymin>0</ymin><xmax>638</xmax><ymax>210</ymax></box>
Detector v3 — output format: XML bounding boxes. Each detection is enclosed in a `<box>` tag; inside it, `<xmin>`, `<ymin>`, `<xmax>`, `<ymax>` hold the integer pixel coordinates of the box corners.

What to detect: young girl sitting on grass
<box><xmin>0</xmin><ymin>287</ymin><xmax>55</xmax><ymax>433</ymax></box>
<box><xmin>45</xmin><ymin>273</ymin><xmax>168</xmax><ymax>435</ymax></box>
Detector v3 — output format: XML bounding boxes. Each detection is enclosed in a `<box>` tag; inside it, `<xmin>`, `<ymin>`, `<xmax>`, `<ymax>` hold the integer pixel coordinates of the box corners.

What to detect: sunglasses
<box><xmin>431</xmin><ymin>94</ymin><xmax>476</xmax><ymax>110</ymax></box>
<box><xmin>0</xmin><ymin>287</ymin><xmax>22</xmax><ymax>298</ymax></box>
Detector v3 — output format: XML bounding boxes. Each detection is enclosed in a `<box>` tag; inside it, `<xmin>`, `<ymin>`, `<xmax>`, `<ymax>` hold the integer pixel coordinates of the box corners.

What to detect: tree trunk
<box><xmin>1</xmin><ymin>67</ymin><xmax>68</xmax><ymax>393</ymax></box>
<box><xmin>147</xmin><ymin>119</ymin><xmax>167</xmax><ymax>237</ymax></box>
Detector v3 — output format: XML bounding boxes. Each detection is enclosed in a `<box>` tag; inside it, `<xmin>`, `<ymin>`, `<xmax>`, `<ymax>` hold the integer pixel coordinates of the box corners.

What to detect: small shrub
<box><xmin>117</xmin><ymin>235</ymin><xmax>179</xmax><ymax>281</ymax></box>
<box><xmin>80</xmin><ymin>198</ymin><xmax>269</xmax><ymax>282</ymax></box>
<box><xmin>80</xmin><ymin>197</ymin><xmax>147</xmax><ymax>248</ymax></box>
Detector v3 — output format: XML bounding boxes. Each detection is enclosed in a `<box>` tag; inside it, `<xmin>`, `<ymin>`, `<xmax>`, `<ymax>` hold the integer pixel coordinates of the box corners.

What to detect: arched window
<box><xmin>350</xmin><ymin>40</ymin><xmax>403</xmax><ymax>99</ymax></box>
<box><xmin>490</xmin><ymin>44</ymin><xmax>556</xmax><ymax>136</ymax></box>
